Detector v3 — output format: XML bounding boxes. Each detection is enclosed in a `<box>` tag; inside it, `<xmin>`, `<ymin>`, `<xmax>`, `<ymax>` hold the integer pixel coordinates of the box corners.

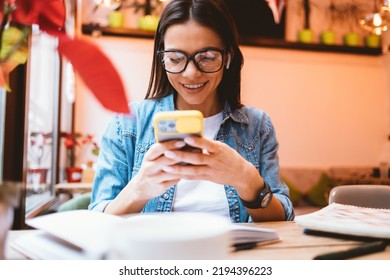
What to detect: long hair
<box><xmin>145</xmin><ymin>0</ymin><xmax>244</xmax><ymax>110</ymax></box>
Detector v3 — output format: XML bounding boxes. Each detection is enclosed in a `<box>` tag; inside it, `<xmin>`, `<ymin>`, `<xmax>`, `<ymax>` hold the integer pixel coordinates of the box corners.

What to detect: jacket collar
<box><xmin>151</xmin><ymin>93</ymin><xmax>249</xmax><ymax>127</ymax></box>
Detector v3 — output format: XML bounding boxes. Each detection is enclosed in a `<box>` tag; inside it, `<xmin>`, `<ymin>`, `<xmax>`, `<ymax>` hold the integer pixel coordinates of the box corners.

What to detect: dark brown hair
<box><xmin>145</xmin><ymin>0</ymin><xmax>244</xmax><ymax>110</ymax></box>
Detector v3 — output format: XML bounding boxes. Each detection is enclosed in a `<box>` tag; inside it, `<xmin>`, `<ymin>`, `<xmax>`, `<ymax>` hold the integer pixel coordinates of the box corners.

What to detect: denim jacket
<box><xmin>89</xmin><ymin>94</ymin><xmax>295</xmax><ymax>222</ymax></box>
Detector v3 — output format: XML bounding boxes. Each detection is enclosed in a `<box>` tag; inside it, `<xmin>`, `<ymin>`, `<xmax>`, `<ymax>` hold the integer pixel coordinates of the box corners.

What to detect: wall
<box><xmin>75</xmin><ymin>35</ymin><xmax>390</xmax><ymax>169</ymax></box>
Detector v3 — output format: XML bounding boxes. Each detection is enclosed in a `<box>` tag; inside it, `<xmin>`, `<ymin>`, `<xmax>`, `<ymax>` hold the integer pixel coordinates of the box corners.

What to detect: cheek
<box><xmin>167</xmin><ymin>74</ymin><xmax>179</xmax><ymax>88</ymax></box>
<box><xmin>211</xmin><ymin>72</ymin><xmax>224</xmax><ymax>88</ymax></box>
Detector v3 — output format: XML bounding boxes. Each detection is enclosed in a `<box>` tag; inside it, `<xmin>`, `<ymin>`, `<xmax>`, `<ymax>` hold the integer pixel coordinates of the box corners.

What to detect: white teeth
<box><xmin>183</xmin><ymin>83</ymin><xmax>204</xmax><ymax>89</ymax></box>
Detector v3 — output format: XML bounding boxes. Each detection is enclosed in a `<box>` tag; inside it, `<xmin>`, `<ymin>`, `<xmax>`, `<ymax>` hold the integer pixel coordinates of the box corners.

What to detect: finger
<box><xmin>141</xmin><ymin>170</ymin><xmax>180</xmax><ymax>187</ymax></box>
<box><xmin>163</xmin><ymin>164</ymin><xmax>208</xmax><ymax>177</ymax></box>
<box><xmin>184</xmin><ymin>136</ymin><xmax>217</xmax><ymax>153</ymax></box>
<box><xmin>145</xmin><ymin>140</ymin><xmax>186</xmax><ymax>161</ymax></box>
<box><xmin>164</xmin><ymin>149</ymin><xmax>207</xmax><ymax>166</ymax></box>
<box><xmin>158</xmin><ymin>170</ymin><xmax>183</xmax><ymax>182</ymax></box>
<box><xmin>141</xmin><ymin>154</ymin><xmax>183</xmax><ymax>176</ymax></box>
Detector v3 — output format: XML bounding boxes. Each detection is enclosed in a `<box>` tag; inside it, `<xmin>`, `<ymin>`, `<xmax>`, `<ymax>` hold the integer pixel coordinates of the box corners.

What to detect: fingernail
<box><xmin>184</xmin><ymin>137</ymin><xmax>195</xmax><ymax>145</ymax></box>
<box><xmin>164</xmin><ymin>151</ymin><xmax>176</xmax><ymax>159</ymax></box>
<box><xmin>175</xmin><ymin>141</ymin><xmax>185</xmax><ymax>148</ymax></box>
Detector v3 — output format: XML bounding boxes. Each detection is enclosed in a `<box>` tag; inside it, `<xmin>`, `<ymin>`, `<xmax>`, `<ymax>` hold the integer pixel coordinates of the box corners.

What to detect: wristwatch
<box><xmin>239</xmin><ymin>181</ymin><xmax>273</xmax><ymax>209</ymax></box>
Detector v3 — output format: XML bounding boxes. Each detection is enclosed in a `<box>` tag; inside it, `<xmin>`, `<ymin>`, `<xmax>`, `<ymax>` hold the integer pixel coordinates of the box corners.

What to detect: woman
<box><xmin>89</xmin><ymin>0</ymin><xmax>294</xmax><ymax>223</ymax></box>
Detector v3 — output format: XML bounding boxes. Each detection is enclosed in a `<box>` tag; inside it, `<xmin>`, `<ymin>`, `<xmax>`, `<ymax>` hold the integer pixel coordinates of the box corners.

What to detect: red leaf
<box><xmin>13</xmin><ymin>0</ymin><xmax>65</xmax><ymax>31</ymax></box>
<box><xmin>38</xmin><ymin>0</ymin><xmax>66</xmax><ymax>32</ymax></box>
<box><xmin>57</xmin><ymin>35</ymin><xmax>130</xmax><ymax>114</ymax></box>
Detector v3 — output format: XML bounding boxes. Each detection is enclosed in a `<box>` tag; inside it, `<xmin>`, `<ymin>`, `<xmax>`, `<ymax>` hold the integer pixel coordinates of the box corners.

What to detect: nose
<box><xmin>182</xmin><ymin>59</ymin><xmax>201</xmax><ymax>77</ymax></box>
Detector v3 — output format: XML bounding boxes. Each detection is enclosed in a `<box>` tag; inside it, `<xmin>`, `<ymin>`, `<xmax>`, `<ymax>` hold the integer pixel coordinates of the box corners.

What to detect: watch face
<box><xmin>260</xmin><ymin>192</ymin><xmax>272</xmax><ymax>208</ymax></box>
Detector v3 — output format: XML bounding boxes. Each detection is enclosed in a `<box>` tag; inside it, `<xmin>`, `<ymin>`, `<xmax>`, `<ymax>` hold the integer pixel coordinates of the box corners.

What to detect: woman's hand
<box><xmin>161</xmin><ymin>136</ymin><xmax>287</xmax><ymax>221</ymax></box>
<box><xmin>161</xmin><ymin>136</ymin><xmax>263</xmax><ymax>200</ymax></box>
<box><xmin>131</xmin><ymin>140</ymin><xmax>188</xmax><ymax>198</ymax></box>
<box><xmin>104</xmin><ymin>140</ymin><xmax>187</xmax><ymax>214</ymax></box>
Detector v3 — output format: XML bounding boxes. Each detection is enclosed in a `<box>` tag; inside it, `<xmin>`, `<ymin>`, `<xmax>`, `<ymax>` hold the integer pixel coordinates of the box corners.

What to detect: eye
<box><xmin>164</xmin><ymin>52</ymin><xmax>186</xmax><ymax>65</ymax></box>
<box><xmin>169</xmin><ymin>57</ymin><xmax>184</xmax><ymax>64</ymax></box>
<box><xmin>196</xmin><ymin>51</ymin><xmax>220</xmax><ymax>63</ymax></box>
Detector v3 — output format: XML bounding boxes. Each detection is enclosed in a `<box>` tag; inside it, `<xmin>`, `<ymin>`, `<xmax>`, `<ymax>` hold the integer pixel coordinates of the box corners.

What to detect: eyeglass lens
<box><xmin>160</xmin><ymin>50</ymin><xmax>224</xmax><ymax>73</ymax></box>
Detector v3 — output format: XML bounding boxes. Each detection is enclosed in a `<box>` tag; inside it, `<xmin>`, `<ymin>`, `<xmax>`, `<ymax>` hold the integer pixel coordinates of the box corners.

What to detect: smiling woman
<box><xmin>90</xmin><ymin>0</ymin><xmax>294</xmax><ymax>224</ymax></box>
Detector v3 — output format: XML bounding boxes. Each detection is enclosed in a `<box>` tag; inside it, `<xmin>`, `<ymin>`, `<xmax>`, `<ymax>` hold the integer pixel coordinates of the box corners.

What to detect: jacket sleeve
<box><xmin>88</xmin><ymin>113</ymin><xmax>134</xmax><ymax>212</ymax></box>
<box><xmin>259</xmin><ymin>114</ymin><xmax>295</xmax><ymax>221</ymax></box>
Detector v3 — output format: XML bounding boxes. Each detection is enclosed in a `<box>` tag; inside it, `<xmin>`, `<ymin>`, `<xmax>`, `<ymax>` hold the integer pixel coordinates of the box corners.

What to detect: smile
<box><xmin>182</xmin><ymin>83</ymin><xmax>206</xmax><ymax>89</ymax></box>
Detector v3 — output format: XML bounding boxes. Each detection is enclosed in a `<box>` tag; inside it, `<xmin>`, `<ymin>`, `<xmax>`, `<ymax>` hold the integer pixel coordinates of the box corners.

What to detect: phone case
<box><xmin>153</xmin><ymin>110</ymin><xmax>204</xmax><ymax>143</ymax></box>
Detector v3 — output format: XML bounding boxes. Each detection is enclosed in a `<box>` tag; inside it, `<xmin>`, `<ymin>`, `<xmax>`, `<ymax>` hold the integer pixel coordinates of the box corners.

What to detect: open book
<box><xmin>295</xmin><ymin>203</ymin><xmax>390</xmax><ymax>240</ymax></box>
<box><xmin>12</xmin><ymin>210</ymin><xmax>280</xmax><ymax>259</ymax></box>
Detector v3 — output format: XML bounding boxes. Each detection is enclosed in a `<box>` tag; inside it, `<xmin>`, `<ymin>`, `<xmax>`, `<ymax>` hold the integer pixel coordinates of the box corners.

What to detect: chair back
<box><xmin>328</xmin><ymin>185</ymin><xmax>390</xmax><ymax>209</ymax></box>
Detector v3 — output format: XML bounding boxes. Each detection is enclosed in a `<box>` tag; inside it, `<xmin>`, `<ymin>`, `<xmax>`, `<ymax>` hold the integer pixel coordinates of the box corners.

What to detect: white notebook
<box><xmin>12</xmin><ymin>210</ymin><xmax>280</xmax><ymax>260</ymax></box>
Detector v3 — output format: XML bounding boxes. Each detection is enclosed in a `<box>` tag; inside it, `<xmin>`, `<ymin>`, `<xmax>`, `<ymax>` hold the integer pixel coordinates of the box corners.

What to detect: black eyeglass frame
<box><xmin>157</xmin><ymin>48</ymin><xmax>227</xmax><ymax>74</ymax></box>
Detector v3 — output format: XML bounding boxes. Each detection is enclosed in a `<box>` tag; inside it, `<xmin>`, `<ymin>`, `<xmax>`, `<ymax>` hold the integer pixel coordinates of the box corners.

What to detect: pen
<box><xmin>313</xmin><ymin>241</ymin><xmax>387</xmax><ymax>260</ymax></box>
<box><xmin>233</xmin><ymin>242</ymin><xmax>258</xmax><ymax>251</ymax></box>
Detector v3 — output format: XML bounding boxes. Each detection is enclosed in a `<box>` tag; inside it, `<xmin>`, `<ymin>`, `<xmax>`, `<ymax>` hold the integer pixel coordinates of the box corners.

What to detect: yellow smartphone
<box><xmin>153</xmin><ymin>110</ymin><xmax>203</xmax><ymax>152</ymax></box>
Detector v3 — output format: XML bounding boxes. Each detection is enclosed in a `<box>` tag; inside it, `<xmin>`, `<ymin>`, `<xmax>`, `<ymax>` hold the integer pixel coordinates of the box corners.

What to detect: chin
<box><xmin>181</xmin><ymin>95</ymin><xmax>208</xmax><ymax>107</ymax></box>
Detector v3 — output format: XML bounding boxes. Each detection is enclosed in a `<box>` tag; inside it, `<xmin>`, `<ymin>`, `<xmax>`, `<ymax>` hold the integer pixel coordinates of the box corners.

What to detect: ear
<box><xmin>226</xmin><ymin>53</ymin><xmax>231</xmax><ymax>69</ymax></box>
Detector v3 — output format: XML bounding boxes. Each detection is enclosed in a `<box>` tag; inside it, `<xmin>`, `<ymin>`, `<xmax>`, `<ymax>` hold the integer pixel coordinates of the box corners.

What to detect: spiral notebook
<box><xmin>295</xmin><ymin>203</ymin><xmax>390</xmax><ymax>240</ymax></box>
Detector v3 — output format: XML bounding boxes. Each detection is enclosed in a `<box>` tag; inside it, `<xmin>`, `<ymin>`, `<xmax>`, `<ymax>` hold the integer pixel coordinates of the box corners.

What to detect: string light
<box><xmin>360</xmin><ymin>0</ymin><xmax>390</xmax><ymax>35</ymax></box>
<box><xmin>93</xmin><ymin>0</ymin><xmax>122</xmax><ymax>10</ymax></box>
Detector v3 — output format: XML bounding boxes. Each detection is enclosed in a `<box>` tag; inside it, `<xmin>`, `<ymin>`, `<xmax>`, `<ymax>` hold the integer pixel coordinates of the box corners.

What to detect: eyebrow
<box><xmin>162</xmin><ymin>47</ymin><xmax>224</xmax><ymax>55</ymax></box>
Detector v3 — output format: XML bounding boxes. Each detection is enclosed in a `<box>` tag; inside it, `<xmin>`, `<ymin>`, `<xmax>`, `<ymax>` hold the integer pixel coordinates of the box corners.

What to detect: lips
<box><xmin>182</xmin><ymin>82</ymin><xmax>206</xmax><ymax>89</ymax></box>
<box><xmin>182</xmin><ymin>82</ymin><xmax>207</xmax><ymax>93</ymax></box>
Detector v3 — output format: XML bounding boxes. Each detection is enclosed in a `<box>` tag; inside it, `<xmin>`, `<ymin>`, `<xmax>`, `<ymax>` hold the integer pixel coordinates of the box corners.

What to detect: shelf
<box><xmin>240</xmin><ymin>36</ymin><xmax>383</xmax><ymax>56</ymax></box>
<box><xmin>82</xmin><ymin>24</ymin><xmax>383</xmax><ymax>56</ymax></box>
<box><xmin>82</xmin><ymin>24</ymin><xmax>155</xmax><ymax>39</ymax></box>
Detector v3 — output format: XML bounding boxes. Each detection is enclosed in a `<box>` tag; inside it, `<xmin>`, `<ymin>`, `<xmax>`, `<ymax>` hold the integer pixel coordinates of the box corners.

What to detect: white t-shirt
<box><xmin>173</xmin><ymin>111</ymin><xmax>230</xmax><ymax>219</ymax></box>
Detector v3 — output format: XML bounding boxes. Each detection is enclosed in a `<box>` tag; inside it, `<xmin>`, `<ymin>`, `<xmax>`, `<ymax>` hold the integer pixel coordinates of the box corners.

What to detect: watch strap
<box><xmin>239</xmin><ymin>181</ymin><xmax>273</xmax><ymax>209</ymax></box>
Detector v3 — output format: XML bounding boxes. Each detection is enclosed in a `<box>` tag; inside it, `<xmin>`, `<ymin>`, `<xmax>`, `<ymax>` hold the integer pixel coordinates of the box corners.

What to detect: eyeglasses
<box><xmin>157</xmin><ymin>48</ymin><xmax>226</xmax><ymax>74</ymax></box>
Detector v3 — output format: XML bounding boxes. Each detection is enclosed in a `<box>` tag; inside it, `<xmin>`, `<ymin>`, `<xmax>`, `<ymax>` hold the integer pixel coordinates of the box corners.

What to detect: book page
<box><xmin>26</xmin><ymin>210</ymin><xmax>122</xmax><ymax>254</ymax></box>
<box><xmin>295</xmin><ymin>203</ymin><xmax>390</xmax><ymax>239</ymax></box>
<box><xmin>229</xmin><ymin>224</ymin><xmax>280</xmax><ymax>244</ymax></box>
<box><xmin>11</xmin><ymin>231</ymin><xmax>105</xmax><ymax>260</ymax></box>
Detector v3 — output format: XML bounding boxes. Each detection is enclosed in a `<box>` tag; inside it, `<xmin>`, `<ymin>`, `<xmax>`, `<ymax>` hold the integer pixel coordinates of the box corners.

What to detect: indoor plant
<box><xmin>107</xmin><ymin>0</ymin><xmax>163</xmax><ymax>31</ymax></box>
<box><xmin>320</xmin><ymin>0</ymin><xmax>342</xmax><ymax>45</ymax></box>
<box><xmin>298</xmin><ymin>0</ymin><xmax>314</xmax><ymax>43</ymax></box>
<box><xmin>133</xmin><ymin>0</ymin><xmax>162</xmax><ymax>31</ymax></box>
<box><xmin>61</xmin><ymin>132</ymin><xmax>99</xmax><ymax>183</ymax></box>
<box><xmin>340</xmin><ymin>1</ymin><xmax>366</xmax><ymax>46</ymax></box>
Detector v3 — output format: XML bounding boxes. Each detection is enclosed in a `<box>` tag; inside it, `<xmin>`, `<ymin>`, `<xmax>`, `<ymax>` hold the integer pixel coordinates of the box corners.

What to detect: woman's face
<box><xmin>163</xmin><ymin>20</ymin><xmax>226</xmax><ymax>117</ymax></box>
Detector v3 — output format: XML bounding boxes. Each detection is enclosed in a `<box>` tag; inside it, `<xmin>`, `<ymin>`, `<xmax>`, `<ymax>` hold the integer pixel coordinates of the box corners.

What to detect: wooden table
<box><xmin>5</xmin><ymin>221</ymin><xmax>389</xmax><ymax>260</ymax></box>
<box><xmin>229</xmin><ymin>221</ymin><xmax>389</xmax><ymax>260</ymax></box>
